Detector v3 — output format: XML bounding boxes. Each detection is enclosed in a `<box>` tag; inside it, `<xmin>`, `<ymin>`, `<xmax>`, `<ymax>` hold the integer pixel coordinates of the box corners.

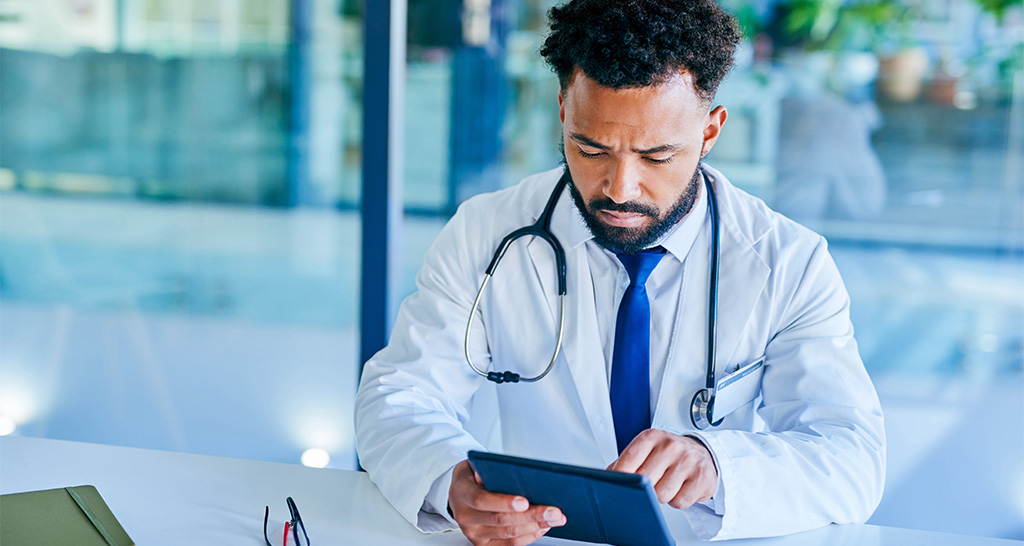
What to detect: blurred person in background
<box><xmin>765</xmin><ymin>3</ymin><xmax>888</xmax><ymax>224</ymax></box>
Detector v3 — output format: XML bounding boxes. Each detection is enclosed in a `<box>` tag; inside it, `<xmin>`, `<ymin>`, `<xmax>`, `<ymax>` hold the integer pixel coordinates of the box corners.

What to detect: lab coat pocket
<box><xmin>713</xmin><ymin>356</ymin><xmax>765</xmax><ymax>420</ymax></box>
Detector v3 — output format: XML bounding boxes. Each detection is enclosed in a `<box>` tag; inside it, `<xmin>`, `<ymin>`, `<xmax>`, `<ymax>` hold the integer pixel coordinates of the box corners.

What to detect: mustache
<box><xmin>588</xmin><ymin>198</ymin><xmax>659</xmax><ymax>218</ymax></box>
<box><xmin>559</xmin><ymin>144</ymin><xmax>660</xmax><ymax>220</ymax></box>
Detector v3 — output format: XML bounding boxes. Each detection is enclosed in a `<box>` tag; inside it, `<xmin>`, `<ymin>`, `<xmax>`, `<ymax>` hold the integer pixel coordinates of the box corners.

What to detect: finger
<box><xmin>486</xmin><ymin>526</ymin><xmax>553</xmax><ymax>546</ymax></box>
<box><xmin>634</xmin><ymin>448</ymin><xmax>677</xmax><ymax>487</ymax></box>
<box><xmin>693</xmin><ymin>467</ymin><xmax>718</xmax><ymax>503</ymax></box>
<box><xmin>461</xmin><ymin>508</ymin><xmax>564</xmax><ymax>546</ymax></box>
<box><xmin>466</xmin><ymin>488</ymin><xmax>531</xmax><ymax>513</ymax></box>
<box><xmin>653</xmin><ymin>464</ymin><xmax>690</xmax><ymax>505</ymax></box>
<box><xmin>523</xmin><ymin>527</ymin><xmax>554</xmax><ymax>545</ymax></box>
<box><xmin>666</xmin><ymin>451</ymin><xmax>717</xmax><ymax>509</ymax></box>
<box><xmin>521</xmin><ymin>527</ymin><xmax>553</xmax><ymax>546</ymax></box>
<box><xmin>608</xmin><ymin>433</ymin><xmax>658</xmax><ymax>473</ymax></box>
<box><xmin>474</xmin><ymin>505</ymin><xmax>565</xmax><ymax>527</ymax></box>
<box><xmin>461</xmin><ymin>502</ymin><xmax>564</xmax><ymax>528</ymax></box>
<box><xmin>668</xmin><ymin>478</ymin><xmax>706</xmax><ymax>510</ymax></box>
<box><xmin>476</xmin><ymin>516</ymin><xmax>563</xmax><ymax>541</ymax></box>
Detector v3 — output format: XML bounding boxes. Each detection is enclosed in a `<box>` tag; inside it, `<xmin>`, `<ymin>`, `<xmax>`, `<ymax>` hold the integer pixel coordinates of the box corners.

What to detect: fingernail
<box><xmin>512</xmin><ymin>497</ymin><xmax>529</xmax><ymax>512</ymax></box>
<box><xmin>544</xmin><ymin>508</ymin><xmax>563</xmax><ymax>524</ymax></box>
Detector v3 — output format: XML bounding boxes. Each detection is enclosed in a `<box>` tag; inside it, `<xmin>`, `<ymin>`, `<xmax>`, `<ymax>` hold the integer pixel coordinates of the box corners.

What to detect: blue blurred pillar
<box><xmin>287</xmin><ymin>0</ymin><xmax>314</xmax><ymax>207</ymax></box>
<box><xmin>361</xmin><ymin>0</ymin><xmax>407</xmax><ymax>369</ymax></box>
<box><xmin>447</xmin><ymin>0</ymin><xmax>511</xmax><ymax>212</ymax></box>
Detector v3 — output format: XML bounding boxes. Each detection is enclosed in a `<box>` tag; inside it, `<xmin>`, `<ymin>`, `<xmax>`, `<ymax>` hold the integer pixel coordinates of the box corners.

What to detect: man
<box><xmin>355</xmin><ymin>0</ymin><xmax>885</xmax><ymax>543</ymax></box>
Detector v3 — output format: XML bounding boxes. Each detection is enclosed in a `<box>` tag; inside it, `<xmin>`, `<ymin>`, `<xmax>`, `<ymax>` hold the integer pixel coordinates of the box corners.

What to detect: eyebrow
<box><xmin>570</xmin><ymin>132</ymin><xmax>683</xmax><ymax>155</ymax></box>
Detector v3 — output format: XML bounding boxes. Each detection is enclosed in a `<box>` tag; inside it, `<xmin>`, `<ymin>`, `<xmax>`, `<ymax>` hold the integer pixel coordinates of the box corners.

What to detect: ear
<box><xmin>700</xmin><ymin>105</ymin><xmax>728</xmax><ymax>157</ymax></box>
<box><xmin>558</xmin><ymin>88</ymin><xmax>565</xmax><ymax>124</ymax></box>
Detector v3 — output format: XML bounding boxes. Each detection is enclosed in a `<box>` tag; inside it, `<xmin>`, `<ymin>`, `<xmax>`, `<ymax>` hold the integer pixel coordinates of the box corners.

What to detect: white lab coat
<box><xmin>354</xmin><ymin>165</ymin><xmax>885</xmax><ymax>541</ymax></box>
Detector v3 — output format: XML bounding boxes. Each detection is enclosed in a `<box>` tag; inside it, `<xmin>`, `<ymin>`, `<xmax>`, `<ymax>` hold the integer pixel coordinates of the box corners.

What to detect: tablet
<box><xmin>467</xmin><ymin>451</ymin><xmax>675</xmax><ymax>546</ymax></box>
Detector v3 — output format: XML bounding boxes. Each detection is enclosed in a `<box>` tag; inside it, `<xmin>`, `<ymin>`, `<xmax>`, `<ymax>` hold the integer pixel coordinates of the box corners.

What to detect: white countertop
<box><xmin>1</xmin><ymin>435</ymin><xmax>1018</xmax><ymax>545</ymax></box>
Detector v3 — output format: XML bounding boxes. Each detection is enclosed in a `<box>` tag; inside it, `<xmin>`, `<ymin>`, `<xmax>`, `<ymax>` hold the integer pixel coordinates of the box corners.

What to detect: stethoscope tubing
<box><xmin>466</xmin><ymin>277</ymin><xmax>565</xmax><ymax>383</ymax></box>
<box><xmin>693</xmin><ymin>171</ymin><xmax>724</xmax><ymax>429</ymax></box>
<box><xmin>464</xmin><ymin>166</ymin><xmax>723</xmax><ymax>429</ymax></box>
<box><xmin>464</xmin><ymin>174</ymin><xmax>569</xmax><ymax>384</ymax></box>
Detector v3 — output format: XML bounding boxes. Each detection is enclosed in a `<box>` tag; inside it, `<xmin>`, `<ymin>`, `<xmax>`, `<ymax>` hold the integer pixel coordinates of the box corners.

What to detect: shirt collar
<box><xmin>565</xmin><ymin>176</ymin><xmax>708</xmax><ymax>263</ymax></box>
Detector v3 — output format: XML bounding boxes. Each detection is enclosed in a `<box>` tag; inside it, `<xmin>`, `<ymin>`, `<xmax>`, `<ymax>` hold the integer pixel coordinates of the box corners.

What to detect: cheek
<box><xmin>645</xmin><ymin>166</ymin><xmax>692</xmax><ymax>208</ymax></box>
<box><xmin>566</xmin><ymin>158</ymin><xmax>604</xmax><ymax>194</ymax></box>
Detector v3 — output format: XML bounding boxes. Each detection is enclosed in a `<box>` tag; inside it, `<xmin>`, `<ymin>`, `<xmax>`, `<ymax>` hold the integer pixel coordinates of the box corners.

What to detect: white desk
<box><xmin>1</xmin><ymin>436</ymin><xmax>1018</xmax><ymax>545</ymax></box>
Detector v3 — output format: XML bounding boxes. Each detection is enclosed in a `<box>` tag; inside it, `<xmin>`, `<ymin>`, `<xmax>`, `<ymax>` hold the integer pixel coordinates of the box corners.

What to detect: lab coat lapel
<box><xmin>525</xmin><ymin>186</ymin><xmax>618</xmax><ymax>463</ymax></box>
<box><xmin>525</xmin><ymin>238</ymin><xmax>560</xmax><ymax>327</ymax></box>
<box><xmin>560</xmin><ymin>247</ymin><xmax>618</xmax><ymax>462</ymax></box>
<box><xmin>653</xmin><ymin>175</ymin><xmax>770</xmax><ymax>432</ymax></box>
<box><xmin>711</xmin><ymin>178</ymin><xmax>771</xmax><ymax>369</ymax></box>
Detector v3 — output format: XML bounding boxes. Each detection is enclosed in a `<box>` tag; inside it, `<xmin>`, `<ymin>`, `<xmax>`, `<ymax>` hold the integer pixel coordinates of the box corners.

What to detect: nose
<box><xmin>604</xmin><ymin>159</ymin><xmax>642</xmax><ymax>203</ymax></box>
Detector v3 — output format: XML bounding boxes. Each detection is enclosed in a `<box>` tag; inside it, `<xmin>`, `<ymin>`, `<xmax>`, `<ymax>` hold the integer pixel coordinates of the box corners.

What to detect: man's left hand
<box><xmin>607</xmin><ymin>429</ymin><xmax>718</xmax><ymax>509</ymax></box>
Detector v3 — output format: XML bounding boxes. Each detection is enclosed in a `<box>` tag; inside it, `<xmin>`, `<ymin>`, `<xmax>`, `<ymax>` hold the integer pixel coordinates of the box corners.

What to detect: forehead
<box><xmin>562</xmin><ymin>69</ymin><xmax>707</xmax><ymax>138</ymax></box>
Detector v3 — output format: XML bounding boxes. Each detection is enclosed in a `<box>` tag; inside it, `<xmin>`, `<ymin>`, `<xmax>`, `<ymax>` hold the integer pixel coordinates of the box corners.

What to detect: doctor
<box><xmin>355</xmin><ymin>0</ymin><xmax>885</xmax><ymax>544</ymax></box>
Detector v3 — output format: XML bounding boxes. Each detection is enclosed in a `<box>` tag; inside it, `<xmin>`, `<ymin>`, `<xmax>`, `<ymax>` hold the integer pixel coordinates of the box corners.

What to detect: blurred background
<box><xmin>0</xmin><ymin>0</ymin><xmax>1021</xmax><ymax>540</ymax></box>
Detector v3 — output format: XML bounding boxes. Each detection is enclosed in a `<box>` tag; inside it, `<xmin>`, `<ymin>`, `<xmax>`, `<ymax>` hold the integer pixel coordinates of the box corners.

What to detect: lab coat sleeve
<box><xmin>354</xmin><ymin>202</ymin><xmax>493</xmax><ymax>533</ymax></box>
<box><xmin>685</xmin><ymin>236</ymin><xmax>885</xmax><ymax>540</ymax></box>
<box><xmin>424</xmin><ymin>466</ymin><xmax>458</xmax><ymax>525</ymax></box>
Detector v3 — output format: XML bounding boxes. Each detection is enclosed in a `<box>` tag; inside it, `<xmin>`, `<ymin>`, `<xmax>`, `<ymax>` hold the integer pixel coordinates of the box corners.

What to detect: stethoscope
<box><xmin>465</xmin><ymin>166</ymin><xmax>724</xmax><ymax>430</ymax></box>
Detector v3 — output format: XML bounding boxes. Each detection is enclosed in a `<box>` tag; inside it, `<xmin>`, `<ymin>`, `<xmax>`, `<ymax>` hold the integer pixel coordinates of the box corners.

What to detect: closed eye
<box><xmin>644</xmin><ymin>156</ymin><xmax>674</xmax><ymax>165</ymax></box>
<box><xmin>576</xmin><ymin>148</ymin><xmax>605</xmax><ymax>159</ymax></box>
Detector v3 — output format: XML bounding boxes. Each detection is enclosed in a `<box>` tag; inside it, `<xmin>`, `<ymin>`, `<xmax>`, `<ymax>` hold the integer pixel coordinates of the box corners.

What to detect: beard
<box><xmin>561</xmin><ymin>150</ymin><xmax>703</xmax><ymax>255</ymax></box>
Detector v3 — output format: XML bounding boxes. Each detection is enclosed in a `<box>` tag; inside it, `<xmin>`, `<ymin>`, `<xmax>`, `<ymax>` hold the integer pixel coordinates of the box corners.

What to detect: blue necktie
<box><xmin>611</xmin><ymin>247</ymin><xmax>666</xmax><ymax>454</ymax></box>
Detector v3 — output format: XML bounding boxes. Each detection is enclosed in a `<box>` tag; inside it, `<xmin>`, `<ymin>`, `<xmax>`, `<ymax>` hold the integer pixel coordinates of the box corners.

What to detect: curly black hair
<box><xmin>540</xmin><ymin>0</ymin><xmax>741</xmax><ymax>103</ymax></box>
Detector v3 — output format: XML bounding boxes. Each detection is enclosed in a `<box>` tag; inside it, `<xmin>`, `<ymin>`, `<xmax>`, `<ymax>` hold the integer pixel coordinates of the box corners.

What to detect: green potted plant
<box><xmin>973</xmin><ymin>0</ymin><xmax>1024</xmax><ymax>102</ymax></box>
<box><xmin>759</xmin><ymin>0</ymin><xmax>923</xmax><ymax>99</ymax></box>
<box><xmin>764</xmin><ymin>0</ymin><xmax>921</xmax><ymax>99</ymax></box>
<box><xmin>974</xmin><ymin>0</ymin><xmax>1023</xmax><ymax>23</ymax></box>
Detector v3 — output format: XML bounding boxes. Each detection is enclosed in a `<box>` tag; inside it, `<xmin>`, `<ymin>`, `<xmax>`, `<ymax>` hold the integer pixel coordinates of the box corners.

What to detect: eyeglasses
<box><xmin>264</xmin><ymin>497</ymin><xmax>310</xmax><ymax>546</ymax></box>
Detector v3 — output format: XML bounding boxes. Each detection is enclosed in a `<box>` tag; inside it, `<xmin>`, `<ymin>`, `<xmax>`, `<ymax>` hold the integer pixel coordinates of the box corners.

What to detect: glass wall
<box><xmin>0</xmin><ymin>0</ymin><xmax>364</xmax><ymax>469</ymax></box>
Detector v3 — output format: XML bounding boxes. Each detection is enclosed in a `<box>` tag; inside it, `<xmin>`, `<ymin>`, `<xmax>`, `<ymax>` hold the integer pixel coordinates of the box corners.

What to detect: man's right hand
<box><xmin>448</xmin><ymin>459</ymin><xmax>566</xmax><ymax>546</ymax></box>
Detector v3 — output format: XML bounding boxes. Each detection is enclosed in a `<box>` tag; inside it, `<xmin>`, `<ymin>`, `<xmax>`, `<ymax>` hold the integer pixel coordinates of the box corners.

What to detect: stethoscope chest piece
<box><xmin>690</xmin><ymin>388</ymin><xmax>714</xmax><ymax>430</ymax></box>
